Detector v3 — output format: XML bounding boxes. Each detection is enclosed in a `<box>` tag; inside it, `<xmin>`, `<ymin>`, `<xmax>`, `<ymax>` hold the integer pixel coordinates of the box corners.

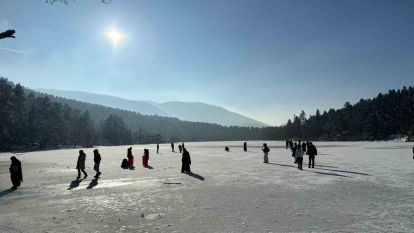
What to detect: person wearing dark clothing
<box><xmin>178</xmin><ymin>144</ymin><xmax>182</xmax><ymax>153</ymax></box>
<box><xmin>307</xmin><ymin>142</ymin><xmax>318</xmax><ymax>168</ymax></box>
<box><xmin>127</xmin><ymin>147</ymin><xmax>135</xmax><ymax>169</ymax></box>
<box><xmin>225</xmin><ymin>146</ymin><xmax>230</xmax><ymax>152</ymax></box>
<box><xmin>181</xmin><ymin>148</ymin><xmax>191</xmax><ymax>173</ymax></box>
<box><xmin>76</xmin><ymin>150</ymin><xmax>88</xmax><ymax>179</ymax></box>
<box><xmin>244</xmin><ymin>142</ymin><xmax>247</xmax><ymax>152</ymax></box>
<box><xmin>171</xmin><ymin>142</ymin><xmax>175</xmax><ymax>152</ymax></box>
<box><xmin>289</xmin><ymin>140</ymin><xmax>293</xmax><ymax>150</ymax></box>
<box><xmin>182</xmin><ymin>142</ymin><xmax>185</xmax><ymax>149</ymax></box>
<box><xmin>302</xmin><ymin>142</ymin><xmax>307</xmax><ymax>152</ymax></box>
<box><xmin>157</xmin><ymin>143</ymin><xmax>159</xmax><ymax>154</ymax></box>
<box><xmin>142</xmin><ymin>149</ymin><xmax>149</xmax><ymax>167</ymax></box>
<box><xmin>292</xmin><ymin>143</ymin><xmax>298</xmax><ymax>163</ymax></box>
<box><xmin>93</xmin><ymin>149</ymin><xmax>101</xmax><ymax>178</ymax></box>
<box><xmin>262</xmin><ymin>143</ymin><xmax>270</xmax><ymax>163</ymax></box>
<box><xmin>9</xmin><ymin>156</ymin><xmax>23</xmax><ymax>189</ymax></box>
<box><xmin>285</xmin><ymin>140</ymin><xmax>289</xmax><ymax>149</ymax></box>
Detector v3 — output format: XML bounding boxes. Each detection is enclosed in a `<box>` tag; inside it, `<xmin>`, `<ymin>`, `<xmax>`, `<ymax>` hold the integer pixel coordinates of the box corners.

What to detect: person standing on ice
<box><xmin>178</xmin><ymin>144</ymin><xmax>182</xmax><ymax>153</ymax></box>
<box><xmin>307</xmin><ymin>142</ymin><xmax>317</xmax><ymax>168</ymax></box>
<box><xmin>295</xmin><ymin>146</ymin><xmax>304</xmax><ymax>170</ymax></box>
<box><xmin>262</xmin><ymin>143</ymin><xmax>270</xmax><ymax>163</ymax></box>
<box><xmin>302</xmin><ymin>142</ymin><xmax>307</xmax><ymax>153</ymax></box>
<box><xmin>127</xmin><ymin>147</ymin><xmax>135</xmax><ymax>169</ymax></box>
<box><xmin>93</xmin><ymin>149</ymin><xmax>101</xmax><ymax>178</ymax></box>
<box><xmin>181</xmin><ymin>148</ymin><xmax>191</xmax><ymax>173</ymax></box>
<box><xmin>142</xmin><ymin>149</ymin><xmax>149</xmax><ymax>167</ymax></box>
<box><xmin>171</xmin><ymin>142</ymin><xmax>175</xmax><ymax>152</ymax></box>
<box><xmin>244</xmin><ymin>142</ymin><xmax>247</xmax><ymax>152</ymax></box>
<box><xmin>289</xmin><ymin>140</ymin><xmax>293</xmax><ymax>150</ymax></box>
<box><xmin>182</xmin><ymin>142</ymin><xmax>185</xmax><ymax>149</ymax></box>
<box><xmin>292</xmin><ymin>142</ymin><xmax>298</xmax><ymax>163</ymax></box>
<box><xmin>76</xmin><ymin>150</ymin><xmax>88</xmax><ymax>179</ymax></box>
<box><xmin>9</xmin><ymin>156</ymin><xmax>23</xmax><ymax>190</ymax></box>
<box><xmin>156</xmin><ymin>143</ymin><xmax>159</xmax><ymax>154</ymax></box>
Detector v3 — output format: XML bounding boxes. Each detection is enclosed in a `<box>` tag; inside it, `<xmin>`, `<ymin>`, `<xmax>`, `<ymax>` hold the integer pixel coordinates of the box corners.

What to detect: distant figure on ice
<box><xmin>178</xmin><ymin>144</ymin><xmax>183</xmax><ymax>153</ymax></box>
<box><xmin>157</xmin><ymin>143</ymin><xmax>159</xmax><ymax>154</ymax></box>
<box><xmin>244</xmin><ymin>142</ymin><xmax>247</xmax><ymax>152</ymax></box>
<box><xmin>262</xmin><ymin>143</ymin><xmax>270</xmax><ymax>163</ymax></box>
<box><xmin>285</xmin><ymin>140</ymin><xmax>289</xmax><ymax>149</ymax></box>
<box><xmin>76</xmin><ymin>150</ymin><xmax>88</xmax><ymax>179</ymax></box>
<box><xmin>225</xmin><ymin>146</ymin><xmax>230</xmax><ymax>152</ymax></box>
<box><xmin>142</xmin><ymin>149</ymin><xmax>149</xmax><ymax>167</ymax></box>
<box><xmin>292</xmin><ymin>142</ymin><xmax>298</xmax><ymax>163</ymax></box>
<box><xmin>171</xmin><ymin>142</ymin><xmax>175</xmax><ymax>152</ymax></box>
<box><xmin>127</xmin><ymin>147</ymin><xmax>135</xmax><ymax>169</ymax></box>
<box><xmin>307</xmin><ymin>142</ymin><xmax>317</xmax><ymax>168</ymax></box>
<box><xmin>289</xmin><ymin>140</ymin><xmax>293</xmax><ymax>150</ymax></box>
<box><xmin>182</xmin><ymin>142</ymin><xmax>185</xmax><ymax>149</ymax></box>
<box><xmin>9</xmin><ymin>156</ymin><xmax>23</xmax><ymax>190</ymax></box>
<box><xmin>412</xmin><ymin>147</ymin><xmax>414</xmax><ymax>159</ymax></box>
<box><xmin>93</xmin><ymin>149</ymin><xmax>101</xmax><ymax>178</ymax></box>
<box><xmin>295</xmin><ymin>146</ymin><xmax>304</xmax><ymax>170</ymax></box>
<box><xmin>181</xmin><ymin>148</ymin><xmax>191</xmax><ymax>173</ymax></box>
<box><xmin>302</xmin><ymin>142</ymin><xmax>307</xmax><ymax>153</ymax></box>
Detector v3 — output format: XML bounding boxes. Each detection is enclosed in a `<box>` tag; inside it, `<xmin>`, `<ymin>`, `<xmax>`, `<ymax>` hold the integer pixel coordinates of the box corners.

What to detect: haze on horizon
<box><xmin>0</xmin><ymin>0</ymin><xmax>413</xmax><ymax>126</ymax></box>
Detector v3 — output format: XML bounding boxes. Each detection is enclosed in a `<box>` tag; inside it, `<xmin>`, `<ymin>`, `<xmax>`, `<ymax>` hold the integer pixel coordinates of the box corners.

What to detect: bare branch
<box><xmin>0</xmin><ymin>29</ymin><xmax>16</xmax><ymax>40</ymax></box>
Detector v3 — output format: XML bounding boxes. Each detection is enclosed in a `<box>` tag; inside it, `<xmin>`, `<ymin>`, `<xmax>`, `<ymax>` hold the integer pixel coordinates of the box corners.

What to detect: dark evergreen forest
<box><xmin>1</xmin><ymin>77</ymin><xmax>413</xmax><ymax>152</ymax></box>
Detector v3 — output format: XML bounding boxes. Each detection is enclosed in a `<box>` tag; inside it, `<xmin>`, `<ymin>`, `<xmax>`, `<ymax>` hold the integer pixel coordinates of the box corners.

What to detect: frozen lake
<box><xmin>1</xmin><ymin>141</ymin><xmax>414</xmax><ymax>233</ymax></box>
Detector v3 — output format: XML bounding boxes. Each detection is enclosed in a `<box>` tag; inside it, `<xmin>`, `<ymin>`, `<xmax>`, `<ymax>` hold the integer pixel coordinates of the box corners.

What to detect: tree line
<box><xmin>282</xmin><ymin>87</ymin><xmax>414</xmax><ymax>141</ymax></box>
<box><xmin>0</xmin><ymin>78</ymin><xmax>264</xmax><ymax>151</ymax></box>
<box><xmin>1</xmin><ymin>77</ymin><xmax>413</xmax><ymax>152</ymax></box>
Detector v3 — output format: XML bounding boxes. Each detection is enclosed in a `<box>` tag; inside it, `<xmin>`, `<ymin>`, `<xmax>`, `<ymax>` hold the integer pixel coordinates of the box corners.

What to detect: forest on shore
<box><xmin>1</xmin><ymin>77</ymin><xmax>413</xmax><ymax>152</ymax></box>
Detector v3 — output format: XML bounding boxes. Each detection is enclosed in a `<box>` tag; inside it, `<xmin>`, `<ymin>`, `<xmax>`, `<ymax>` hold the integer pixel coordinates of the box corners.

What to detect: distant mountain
<box><xmin>36</xmin><ymin>89</ymin><xmax>268</xmax><ymax>127</ymax></box>
<box><xmin>36</xmin><ymin>89</ymin><xmax>167</xmax><ymax>116</ymax></box>
<box><xmin>157</xmin><ymin>102</ymin><xmax>267</xmax><ymax>127</ymax></box>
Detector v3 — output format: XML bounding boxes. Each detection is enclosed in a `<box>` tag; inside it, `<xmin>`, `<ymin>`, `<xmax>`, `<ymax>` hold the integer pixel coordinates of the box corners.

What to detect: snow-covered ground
<box><xmin>1</xmin><ymin>141</ymin><xmax>414</xmax><ymax>233</ymax></box>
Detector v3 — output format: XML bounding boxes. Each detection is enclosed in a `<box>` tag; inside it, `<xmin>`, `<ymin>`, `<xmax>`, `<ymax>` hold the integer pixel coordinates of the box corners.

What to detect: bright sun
<box><xmin>106</xmin><ymin>28</ymin><xmax>125</xmax><ymax>46</ymax></box>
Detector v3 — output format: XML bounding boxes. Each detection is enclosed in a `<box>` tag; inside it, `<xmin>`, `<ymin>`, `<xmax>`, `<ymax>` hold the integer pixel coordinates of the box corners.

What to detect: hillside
<box><xmin>0</xmin><ymin>78</ymin><xmax>264</xmax><ymax>151</ymax></box>
<box><xmin>36</xmin><ymin>89</ymin><xmax>268</xmax><ymax>127</ymax></box>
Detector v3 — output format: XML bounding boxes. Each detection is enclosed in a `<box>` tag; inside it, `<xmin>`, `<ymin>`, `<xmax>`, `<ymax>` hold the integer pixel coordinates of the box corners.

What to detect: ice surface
<box><xmin>1</xmin><ymin>141</ymin><xmax>414</xmax><ymax>232</ymax></box>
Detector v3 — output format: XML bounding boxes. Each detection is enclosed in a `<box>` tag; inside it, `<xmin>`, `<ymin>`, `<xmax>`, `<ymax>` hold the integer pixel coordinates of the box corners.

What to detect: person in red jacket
<box><xmin>142</xmin><ymin>149</ymin><xmax>149</xmax><ymax>167</ymax></box>
<box><xmin>127</xmin><ymin>147</ymin><xmax>135</xmax><ymax>169</ymax></box>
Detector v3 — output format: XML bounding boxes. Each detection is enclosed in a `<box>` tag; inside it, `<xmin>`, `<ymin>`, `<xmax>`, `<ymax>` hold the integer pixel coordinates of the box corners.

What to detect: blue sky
<box><xmin>1</xmin><ymin>0</ymin><xmax>413</xmax><ymax>125</ymax></box>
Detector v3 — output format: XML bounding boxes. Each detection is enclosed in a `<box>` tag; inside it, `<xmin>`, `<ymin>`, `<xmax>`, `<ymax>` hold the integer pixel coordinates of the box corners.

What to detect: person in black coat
<box><xmin>93</xmin><ymin>149</ymin><xmax>102</xmax><ymax>178</ymax></box>
<box><xmin>262</xmin><ymin>143</ymin><xmax>270</xmax><ymax>163</ymax></box>
<box><xmin>292</xmin><ymin>142</ymin><xmax>298</xmax><ymax>163</ymax></box>
<box><xmin>10</xmin><ymin>156</ymin><xmax>23</xmax><ymax>190</ymax></box>
<box><xmin>76</xmin><ymin>150</ymin><xmax>88</xmax><ymax>179</ymax></box>
<box><xmin>171</xmin><ymin>142</ymin><xmax>175</xmax><ymax>152</ymax></box>
<box><xmin>243</xmin><ymin>142</ymin><xmax>247</xmax><ymax>152</ymax></box>
<box><xmin>181</xmin><ymin>148</ymin><xmax>191</xmax><ymax>173</ymax></box>
<box><xmin>302</xmin><ymin>142</ymin><xmax>307</xmax><ymax>153</ymax></box>
<box><xmin>307</xmin><ymin>142</ymin><xmax>318</xmax><ymax>168</ymax></box>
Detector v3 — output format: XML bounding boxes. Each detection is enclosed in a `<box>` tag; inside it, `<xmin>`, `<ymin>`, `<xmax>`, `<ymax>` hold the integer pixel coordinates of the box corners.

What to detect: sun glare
<box><xmin>106</xmin><ymin>28</ymin><xmax>125</xmax><ymax>46</ymax></box>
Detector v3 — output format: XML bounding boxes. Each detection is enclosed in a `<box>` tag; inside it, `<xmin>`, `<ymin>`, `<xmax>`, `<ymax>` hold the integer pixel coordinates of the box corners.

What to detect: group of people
<box><xmin>8</xmin><ymin>141</ymin><xmax>414</xmax><ymax>190</ymax></box>
<box><xmin>119</xmin><ymin>143</ymin><xmax>192</xmax><ymax>174</ymax></box>
<box><xmin>286</xmin><ymin>140</ymin><xmax>318</xmax><ymax>170</ymax></box>
<box><xmin>170</xmin><ymin>142</ymin><xmax>185</xmax><ymax>153</ymax></box>
<box><xmin>76</xmin><ymin>149</ymin><xmax>101</xmax><ymax>179</ymax></box>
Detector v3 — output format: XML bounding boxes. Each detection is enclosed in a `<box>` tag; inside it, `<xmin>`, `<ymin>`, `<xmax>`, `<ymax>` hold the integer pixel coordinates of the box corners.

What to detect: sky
<box><xmin>0</xmin><ymin>0</ymin><xmax>413</xmax><ymax>126</ymax></box>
